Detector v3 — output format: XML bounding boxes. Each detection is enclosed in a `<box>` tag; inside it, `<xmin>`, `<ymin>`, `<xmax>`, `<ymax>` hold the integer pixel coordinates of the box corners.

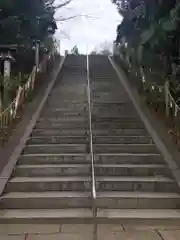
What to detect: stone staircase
<box><xmin>89</xmin><ymin>56</ymin><xmax>180</xmax><ymax>219</ymax></box>
<box><xmin>0</xmin><ymin>54</ymin><xmax>180</xmax><ymax>224</ymax></box>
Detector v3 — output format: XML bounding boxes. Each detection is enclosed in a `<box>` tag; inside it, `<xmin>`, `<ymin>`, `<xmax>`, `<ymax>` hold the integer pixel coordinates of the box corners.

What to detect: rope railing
<box><xmin>0</xmin><ymin>53</ymin><xmax>53</xmax><ymax>140</ymax></box>
<box><xmin>86</xmin><ymin>54</ymin><xmax>97</xmax><ymax>240</ymax></box>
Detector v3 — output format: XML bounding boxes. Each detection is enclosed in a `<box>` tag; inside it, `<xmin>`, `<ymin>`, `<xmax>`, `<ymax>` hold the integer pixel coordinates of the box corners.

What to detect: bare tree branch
<box><xmin>54</xmin><ymin>0</ymin><xmax>73</xmax><ymax>9</ymax></box>
<box><xmin>55</xmin><ymin>14</ymin><xmax>98</xmax><ymax>22</ymax></box>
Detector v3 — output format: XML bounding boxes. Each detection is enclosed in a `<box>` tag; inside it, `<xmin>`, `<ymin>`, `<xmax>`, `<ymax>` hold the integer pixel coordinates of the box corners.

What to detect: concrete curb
<box><xmin>109</xmin><ymin>56</ymin><xmax>180</xmax><ymax>189</ymax></box>
<box><xmin>0</xmin><ymin>54</ymin><xmax>68</xmax><ymax>195</ymax></box>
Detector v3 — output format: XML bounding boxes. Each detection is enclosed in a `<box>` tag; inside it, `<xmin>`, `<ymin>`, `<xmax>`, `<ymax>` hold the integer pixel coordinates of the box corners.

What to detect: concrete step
<box><xmin>94</xmin><ymin>144</ymin><xmax>159</xmax><ymax>153</ymax></box>
<box><xmin>92</xmin><ymin>109</ymin><xmax>137</xmax><ymax>116</ymax></box>
<box><xmin>1</xmin><ymin>208</ymin><xmax>180</xmax><ymax>224</ymax></box>
<box><xmin>91</xmin><ymin>104</ymin><xmax>134</xmax><ymax>110</ymax></box>
<box><xmin>92</xmin><ymin>101</ymin><xmax>130</xmax><ymax>105</ymax></box>
<box><xmin>35</xmin><ymin>122</ymin><xmax>144</xmax><ymax>129</ymax></box>
<box><xmin>95</xmin><ymin>153</ymin><xmax>164</xmax><ymax>164</ymax></box>
<box><xmin>42</xmin><ymin>107</ymin><xmax>87</xmax><ymax>113</ymax></box>
<box><xmin>0</xmin><ymin>192</ymin><xmax>91</xmax><ymax>209</ymax></box>
<box><xmin>23</xmin><ymin>144</ymin><xmax>87</xmax><ymax>154</ymax></box>
<box><xmin>32</xmin><ymin>128</ymin><xmax>148</xmax><ymax>136</ymax></box>
<box><xmin>45</xmin><ymin>103</ymin><xmax>86</xmax><ymax>108</ymax></box>
<box><xmin>95</xmin><ymin>164</ymin><xmax>171</xmax><ymax>177</ymax></box>
<box><xmin>27</xmin><ymin>136</ymin><xmax>88</xmax><ymax>144</ymax></box>
<box><xmin>35</xmin><ymin>122</ymin><xmax>88</xmax><ymax>129</ymax></box>
<box><xmin>91</xmin><ymin>102</ymin><xmax>132</xmax><ymax>107</ymax></box>
<box><xmin>39</xmin><ymin>116</ymin><xmax>87</xmax><ymax>122</ymax></box>
<box><xmin>5</xmin><ymin>177</ymin><xmax>91</xmax><ymax>192</ymax></box>
<box><xmin>14</xmin><ymin>164</ymin><xmax>90</xmax><ymax>177</ymax></box>
<box><xmin>18</xmin><ymin>153</ymin><xmax>163</xmax><ymax>165</ymax></box>
<box><xmin>0</xmin><ymin>209</ymin><xmax>92</xmax><ymax>224</ymax></box>
<box><xmin>14</xmin><ymin>164</ymin><xmax>170</xmax><ymax>178</ymax></box>
<box><xmin>31</xmin><ymin>129</ymin><xmax>88</xmax><ymax>136</ymax></box>
<box><xmin>41</xmin><ymin>112</ymin><xmax>87</xmax><ymax>117</ymax></box>
<box><xmin>92</xmin><ymin>122</ymin><xmax>144</xmax><ymax>129</ymax></box>
<box><xmin>92</xmin><ymin>116</ymin><xmax>141</xmax><ymax>122</ymax></box>
<box><xmin>93</xmin><ymin>129</ymin><xmax>148</xmax><ymax>136</ymax></box>
<box><xmin>27</xmin><ymin>136</ymin><xmax>152</xmax><ymax>145</ymax></box>
<box><xmin>97</xmin><ymin>209</ymin><xmax>180</xmax><ymax>224</ymax></box>
<box><xmin>18</xmin><ymin>154</ymin><xmax>89</xmax><ymax>165</ymax></box>
<box><xmin>96</xmin><ymin>176</ymin><xmax>178</xmax><ymax>192</ymax></box>
<box><xmin>94</xmin><ymin>136</ymin><xmax>152</xmax><ymax>144</ymax></box>
<box><xmin>96</xmin><ymin>192</ymin><xmax>180</xmax><ymax>209</ymax></box>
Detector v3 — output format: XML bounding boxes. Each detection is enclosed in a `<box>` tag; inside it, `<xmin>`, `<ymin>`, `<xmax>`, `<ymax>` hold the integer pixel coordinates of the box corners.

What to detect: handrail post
<box><xmin>165</xmin><ymin>81</ymin><xmax>169</xmax><ymax>117</ymax></box>
<box><xmin>86</xmin><ymin>54</ymin><xmax>97</xmax><ymax>240</ymax></box>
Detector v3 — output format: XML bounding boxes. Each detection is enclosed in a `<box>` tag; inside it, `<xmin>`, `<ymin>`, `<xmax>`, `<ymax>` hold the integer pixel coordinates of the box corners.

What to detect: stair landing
<box><xmin>0</xmin><ymin>223</ymin><xmax>179</xmax><ymax>239</ymax></box>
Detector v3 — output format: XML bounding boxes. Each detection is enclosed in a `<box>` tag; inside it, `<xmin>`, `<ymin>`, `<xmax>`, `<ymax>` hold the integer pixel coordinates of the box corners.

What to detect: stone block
<box><xmin>0</xmin><ymin>224</ymin><xmax>60</xmax><ymax>234</ymax></box>
<box><xmin>159</xmin><ymin>230</ymin><xmax>180</xmax><ymax>240</ymax></box>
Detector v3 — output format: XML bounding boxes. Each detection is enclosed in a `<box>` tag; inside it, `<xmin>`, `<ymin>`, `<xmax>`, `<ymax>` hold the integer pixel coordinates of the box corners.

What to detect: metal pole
<box><xmin>86</xmin><ymin>54</ymin><xmax>97</xmax><ymax>240</ymax></box>
<box><xmin>35</xmin><ymin>17</ymin><xmax>40</xmax><ymax>72</ymax></box>
<box><xmin>165</xmin><ymin>81</ymin><xmax>169</xmax><ymax>117</ymax></box>
<box><xmin>35</xmin><ymin>42</ymin><xmax>39</xmax><ymax>71</ymax></box>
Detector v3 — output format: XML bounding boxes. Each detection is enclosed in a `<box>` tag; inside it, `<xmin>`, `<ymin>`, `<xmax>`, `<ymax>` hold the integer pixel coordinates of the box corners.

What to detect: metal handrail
<box><xmin>86</xmin><ymin>54</ymin><xmax>97</xmax><ymax>240</ymax></box>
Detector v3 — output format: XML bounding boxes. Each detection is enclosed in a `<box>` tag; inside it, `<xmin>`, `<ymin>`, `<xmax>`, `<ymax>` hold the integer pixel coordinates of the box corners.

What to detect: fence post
<box><xmin>165</xmin><ymin>81</ymin><xmax>169</xmax><ymax>117</ymax></box>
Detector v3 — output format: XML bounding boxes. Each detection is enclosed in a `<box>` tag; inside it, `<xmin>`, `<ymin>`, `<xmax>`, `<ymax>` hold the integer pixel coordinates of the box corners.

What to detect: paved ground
<box><xmin>0</xmin><ymin>224</ymin><xmax>180</xmax><ymax>239</ymax></box>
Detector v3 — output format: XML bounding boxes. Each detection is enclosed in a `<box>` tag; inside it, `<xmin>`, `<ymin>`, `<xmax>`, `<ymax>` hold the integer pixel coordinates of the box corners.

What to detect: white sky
<box><xmin>55</xmin><ymin>0</ymin><xmax>122</xmax><ymax>54</ymax></box>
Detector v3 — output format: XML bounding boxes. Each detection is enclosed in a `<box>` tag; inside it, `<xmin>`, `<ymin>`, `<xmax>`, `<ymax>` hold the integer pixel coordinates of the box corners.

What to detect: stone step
<box><xmin>2</xmin><ymin>192</ymin><xmax>179</xmax><ymax>210</ymax></box>
<box><xmin>27</xmin><ymin>136</ymin><xmax>88</xmax><ymax>144</ymax></box>
<box><xmin>91</xmin><ymin>109</ymin><xmax>137</xmax><ymax>116</ymax></box>
<box><xmin>96</xmin><ymin>176</ymin><xmax>178</xmax><ymax>192</ymax></box>
<box><xmin>0</xmin><ymin>209</ymin><xmax>92</xmax><ymax>224</ymax></box>
<box><xmin>91</xmin><ymin>101</ymin><xmax>129</xmax><ymax>105</ymax></box>
<box><xmin>31</xmin><ymin>128</ymin><xmax>147</xmax><ymax>137</ymax></box>
<box><xmin>0</xmin><ymin>192</ymin><xmax>91</xmax><ymax>209</ymax></box>
<box><xmin>27</xmin><ymin>136</ymin><xmax>152</xmax><ymax>145</ymax></box>
<box><xmin>95</xmin><ymin>164</ymin><xmax>170</xmax><ymax>177</ymax></box>
<box><xmin>23</xmin><ymin>144</ymin><xmax>87</xmax><ymax>154</ymax></box>
<box><xmin>46</xmin><ymin>100</ymin><xmax>86</xmax><ymax>104</ymax></box>
<box><xmin>92</xmin><ymin>122</ymin><xmax>144</xmax><ymax>129</ymax></box>
<box><xmin>94</xmin><ymin>136</ymin><xmax>152</xmax><ymax>144</ymax></box>
<box><xmin>39</xmin><ymin>116</ymin><xmax>87</xmax><ymax>122</ymax></box>
<box><xmin>41</xmin><ymin>112</ymin><xmax>87</xmax><ymax>117</ymax></box>
<box><xmin>35</xmin><ymin>122</ymin><xmax>144</xmax><ymax>129</ymax></box>
<box><xmin>43</xmin><ymin>107</ymin><xmax>87</xmax><ymax>112</ymax></box>
<box><xmin>93</xmin><ymin>129</ymin><xmax>148</xmax><ymax>136</ymax></box>
<box><xmin>35</xmin><ymin>122</ymin><xmax>88</xmax><ymax>129</ymax></box>
<box><xmin>94</xmin><ymin>144</ymin><xmax>159</xmax><ymax>153</ymax></box>
<box><xmin>14</xmin><ymin>164</ymin><xmax>90</xmax><ymax>177</ymax></box>
<box><xmin>92</xmin><ymin>116</ymin><xmax>141</xmax><ymax>122</ymax></box>
<box><xmin>5</xmin><ymin>177</ymin><xmax>91</xmax><ymax>192</ymax></box>
<box><xmin>96</xmin><ymin>192</ymin><xmax>180</xmax><ymax>209</ymax></box>
<box><xmin>18</xmin><ymin>153</ymin><xmax>163</xmax><ymax>165</ymax></box>
<box><xmin>91</xmin><ymin>103</ymin><xmax>133</xmax><ymax>108</ymax></box>
<box><xmin>0</xmin><ymin>208</ymin><xmax>180</xmax><ymax>224</ymax></box>
<box><xmin>96</xmin><ymin>153</ymin><xmax>164</xmax><ymax>164</ymax></box>
<box><xmin>18</xmin><ymin>154</ymin><xmax>89</xmax><ymax>165</ymax></box>
<box><xmin>31</xmin><ymin>129</ymin><xmax>88</xmax><ymax>136</ymax></box>
<box><xmin>14</xmin><ymin>164</ymin><xmax>170</xmax><ymax>178</ymax></box>
<box><xmin>97</xmin><ymin>209</ymin><xmax>180</xmax><ymax>224</ymax></box>
<box><xmin>39</xmin><ymin>117</ymin><xmax>87</xmax><ymax>122</ymax></box>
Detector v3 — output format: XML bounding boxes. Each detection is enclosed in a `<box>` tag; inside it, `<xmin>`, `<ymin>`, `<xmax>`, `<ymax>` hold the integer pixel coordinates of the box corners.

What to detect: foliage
<box><xmin>113</xmin><ymin>0</ymin><xmax>180</xmax><ymax>100</ymax></box>
<box><xmin>0</xmin><ymin>0</ymin><xmax>72</xmax><ymax>111</ymax></box>
<box><xmin>71</xmin><ymin>46</ymin><xmax>80</xmax><ymax>55</ymax></box>
<box><xmin>90</xmin><ymin>41</ymin><xmax>112</xmax><ymax>55</ymax></box>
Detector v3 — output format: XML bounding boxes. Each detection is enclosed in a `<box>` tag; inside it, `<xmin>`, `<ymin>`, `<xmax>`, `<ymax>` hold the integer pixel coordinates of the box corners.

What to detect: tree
<box><xmin>0</xmin><ymin>0</ymin><xmax>73</xmax><ymax>109</ymax></box>
<box><xmin>113</xmin><ymin>0</ymin><xmax>180</xmax><ymax>106</ymax></box>
<box><xmin>90</xmin><ymin>41</ymin><xmax>112</xmax><ymax>55</ymax></box>
<box><xmin>71</xmin><ymin>46</ymin><xmax>79</xmax><ymax>55</ymax></box>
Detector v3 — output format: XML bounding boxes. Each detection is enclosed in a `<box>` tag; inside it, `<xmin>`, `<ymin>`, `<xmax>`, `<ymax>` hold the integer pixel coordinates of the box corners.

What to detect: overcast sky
<box><xmin>55</xmin><ymin>0</ymin><xmax>122</xmax><ymax>54</ymax></box>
